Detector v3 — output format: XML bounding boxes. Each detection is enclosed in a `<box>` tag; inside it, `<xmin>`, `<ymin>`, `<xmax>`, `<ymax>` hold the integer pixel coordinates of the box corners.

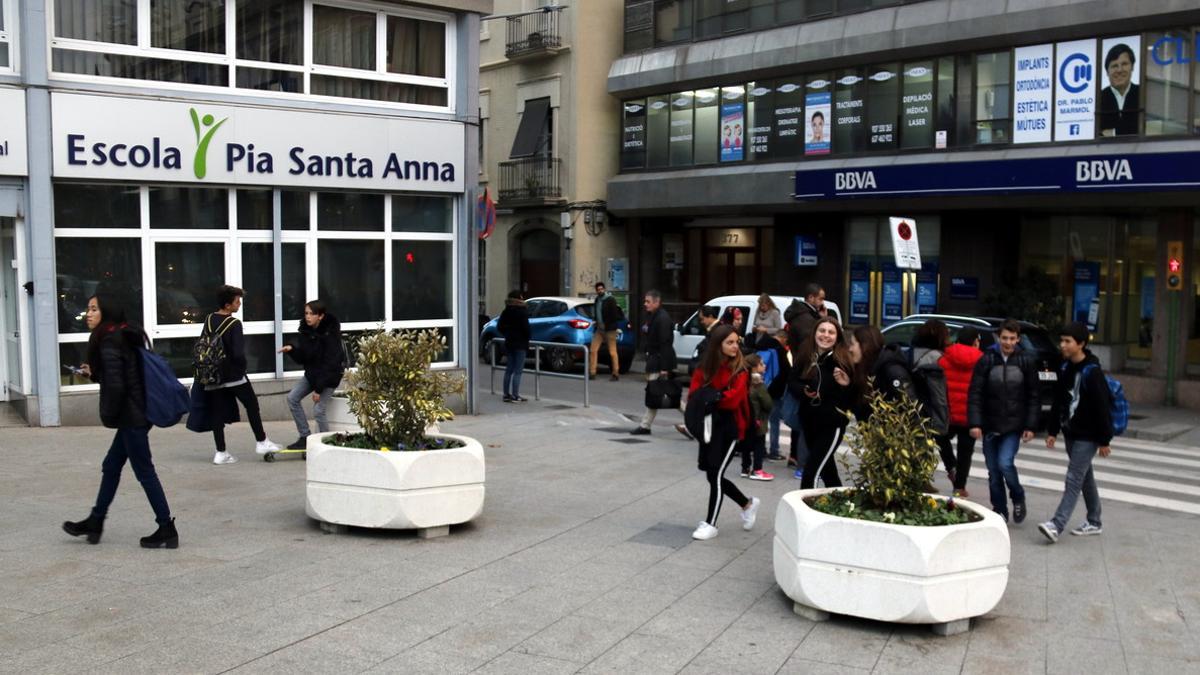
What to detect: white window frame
<box><xmin>46</xmin><ymin>0</ymin><xmax>457</xmax><ymax>114</ymax></box>
<box><xmin>55</xmin><ymin>183</ymin><xmax>459</xmax><ymax>392</ymax></box>
<box><xmin>0</xmin><ymin>0</ymin><xmax>18</xmax><ymax>74</ymax></box>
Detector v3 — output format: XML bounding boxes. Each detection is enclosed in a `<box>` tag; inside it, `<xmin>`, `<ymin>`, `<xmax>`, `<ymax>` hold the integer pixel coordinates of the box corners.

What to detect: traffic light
<box><xmin>1167</xmin><ymin>240</ymin><xmax>1184</xmax><ymax>292</ymax></box>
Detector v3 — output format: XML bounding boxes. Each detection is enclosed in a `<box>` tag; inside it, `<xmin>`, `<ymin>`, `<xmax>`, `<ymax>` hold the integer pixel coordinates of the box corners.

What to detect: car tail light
<box><xmin>568</xmin><ymin>319</ymin><xmax>591</xmax><ymax>329</ymax></box>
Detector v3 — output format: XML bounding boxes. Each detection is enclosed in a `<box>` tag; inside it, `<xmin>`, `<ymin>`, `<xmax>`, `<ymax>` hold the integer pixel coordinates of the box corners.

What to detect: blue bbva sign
<box><xmin>794</xmin><ymin>152</ymin><xmax>1200</xmax><ymax>200</ymax></box>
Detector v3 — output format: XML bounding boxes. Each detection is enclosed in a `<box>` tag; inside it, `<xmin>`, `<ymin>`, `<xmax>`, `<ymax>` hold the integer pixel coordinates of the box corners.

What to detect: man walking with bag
<box><xmin>631</xmin><ymin>290</ymin><xmax>678</xmax><ymax>435</ymax></box>
<box><xmin>1039</xmin><ymin>322</ymin><xmax>1113</xmax><ymax>543</ymax></box>
<box><xmin>589</xmin><ymin>282</ymin><xmax>624</xmax><ymax>381</ymax></box>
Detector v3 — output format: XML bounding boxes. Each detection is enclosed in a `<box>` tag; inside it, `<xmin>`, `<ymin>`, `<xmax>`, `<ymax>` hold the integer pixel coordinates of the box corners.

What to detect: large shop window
<box><xmin>53</xmin><ymin>184</ymin><xmax>458</xmax><ymax>386</ymax></box>
<box><xmin>1145</xmin><ymin>30</ymin><xmax>1191</xmax><ymax>136</ymax></box>
<box><xmin>49</xmin><ymin>0</ymin><xmax>454</xmax><ymax>110</ymax></box>
<box><xmin>974</xmin><ymin>52</ymin><xmax>1011</xmax><ymax>145</ymax></box>
<box><xmin>0</xmin><ymin>0</ymin><xmax>16</xmax><ymax>69</ymax></box>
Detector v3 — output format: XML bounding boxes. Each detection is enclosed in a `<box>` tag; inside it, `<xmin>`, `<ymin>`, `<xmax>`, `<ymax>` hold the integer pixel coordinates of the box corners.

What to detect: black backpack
<box><xmin>192</xmin><ymin>315</ymin><xmax>236</xmax><ymax>386</ymax></box>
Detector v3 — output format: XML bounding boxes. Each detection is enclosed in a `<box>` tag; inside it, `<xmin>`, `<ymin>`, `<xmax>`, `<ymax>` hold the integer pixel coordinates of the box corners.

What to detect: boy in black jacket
<box><xmin>1038</xmin><ymin>322</ymin><xmax>1113</xmax><ymax>543</ymax></box>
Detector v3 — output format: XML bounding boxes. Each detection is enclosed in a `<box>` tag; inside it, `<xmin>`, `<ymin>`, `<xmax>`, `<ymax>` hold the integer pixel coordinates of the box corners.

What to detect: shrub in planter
<box><xmin>810</xmin><ymin>386</ymin><xmax>976</xmax><ymax>525</ymax></box>
<box><xmin>330</xmin><ymin>328</ymin><xmax>465</xmax><ymax>451</ymax></box>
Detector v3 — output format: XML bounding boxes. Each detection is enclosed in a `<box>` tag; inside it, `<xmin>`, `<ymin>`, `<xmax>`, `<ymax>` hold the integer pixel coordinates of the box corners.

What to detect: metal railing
<box><xmin>497</xmin><ymin>157</ymin><xmax>563</xmax><ymax>204</ymax></box>
<box><xmin>506</xmin><ymin>10</ymin><xmax>563</xmax><ymax>59</ymax></box>
<box><xmin>487</xmin><ymin>338</ymin><xmax>590</xmax><ymax>407</ymax></box>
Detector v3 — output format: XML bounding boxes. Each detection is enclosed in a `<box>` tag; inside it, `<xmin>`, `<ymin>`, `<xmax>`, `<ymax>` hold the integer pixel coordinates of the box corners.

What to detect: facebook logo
<box><xmin>1069</xmin><ymin>124</ymin><xmax>1081</xmax><ymax>136</ymax></box>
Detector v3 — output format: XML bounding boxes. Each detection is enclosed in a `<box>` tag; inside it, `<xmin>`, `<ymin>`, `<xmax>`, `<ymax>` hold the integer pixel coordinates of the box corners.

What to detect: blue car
<box><xmin>480</xmin><ymin>296</ymin><xmax>635</xmax><ymax>373</ymax></box>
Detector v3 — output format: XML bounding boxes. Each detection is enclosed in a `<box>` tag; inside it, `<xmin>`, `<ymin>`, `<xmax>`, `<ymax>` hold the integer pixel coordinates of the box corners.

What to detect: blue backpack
<box><xmin>755</xmin><ymin>348</ymin><xmax>780</xmax><ymax>388</ymax></box>
<box><xmin>140</xmin><ymin>347</ymin><xmax>190</xmax><ymax>428</ymax></box>
<box><xmin>1062</xmin><ymin>362</ymin><xmax>1129</xmax><ymax>437</ymax></box>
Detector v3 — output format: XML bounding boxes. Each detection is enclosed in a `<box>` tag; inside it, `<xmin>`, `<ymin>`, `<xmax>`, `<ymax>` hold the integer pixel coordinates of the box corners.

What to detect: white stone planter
<box><xmin>325</xmin><ymin>395</ymin><xmax>356</xmax><ymax>431</ymax></box>
<box><xmin>304</xmin><ymin>431</ymin><xmax>485</xmax><ymax>538</ymax></box>
<box><xmin>774</xmin><ymin>488</ymin><xmax>1010</xmax><ymax>635</ymax></box>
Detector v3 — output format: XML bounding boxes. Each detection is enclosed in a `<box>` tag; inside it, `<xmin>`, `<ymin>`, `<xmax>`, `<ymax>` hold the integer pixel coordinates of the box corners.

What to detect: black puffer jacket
<box><xmin>854</xmin><ymin>343</ymin><xmax>916</xmax><ymax>421</ymax></box>
<box><xmin>286</xmin><ymin>314</ymin><xmax>345</xmax><ymax>392</ymax></box>
<box><xmin>967</xmin><ymin>344</ymin><xmax>1040</xmax><ymax>434</ymax></box>
<box><xmin>789</xmin><ymin>350</ymin><xmax>853</xmax><ymax>428</ymax></box>
<box><xmin>497</xmin><ymin>299</ymin><xmax>531</xmax><ymax>352</ymax></box>
<box><xmin>90</xmin><ymin>324</ymin><xmax>148</xmax><ymax>429</ymax></box>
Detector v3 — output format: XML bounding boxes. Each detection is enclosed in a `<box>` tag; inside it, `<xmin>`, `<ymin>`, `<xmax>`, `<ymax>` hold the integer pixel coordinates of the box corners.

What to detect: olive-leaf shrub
<box><xmin>843</xmin><ymin>385</ymin><xmax>941</xmax><ymax>511</ymax></box>
<box><xmin>342</xmin><ymin>328</ymin><xmax>464</xmax><ymax>451</ymax></box>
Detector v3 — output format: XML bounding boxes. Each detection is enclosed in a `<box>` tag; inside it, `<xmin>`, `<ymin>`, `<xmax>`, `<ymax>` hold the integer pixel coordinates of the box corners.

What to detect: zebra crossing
<box><xmin>773</xmin><ymin>430</ymin><xmax>1200</xmax><ymax>516</ymax></box>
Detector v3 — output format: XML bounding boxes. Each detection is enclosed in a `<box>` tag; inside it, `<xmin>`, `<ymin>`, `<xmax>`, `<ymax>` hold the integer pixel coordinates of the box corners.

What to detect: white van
<box><xmin>672</xmin><ymin>295</ymin><xmax>843</xmax><ymax>369</ymax></box>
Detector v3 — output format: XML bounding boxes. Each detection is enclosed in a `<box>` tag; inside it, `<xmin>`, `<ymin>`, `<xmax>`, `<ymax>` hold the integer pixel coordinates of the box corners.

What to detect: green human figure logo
<box><xmin>189</xmin><ymin>108</ymin><xmax>228</xmax><ymax>179</ymax></box>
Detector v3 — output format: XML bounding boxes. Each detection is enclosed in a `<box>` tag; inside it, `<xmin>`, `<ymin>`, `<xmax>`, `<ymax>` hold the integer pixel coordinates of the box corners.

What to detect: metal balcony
<box><xmin>505</xmin><ymin>10</ymin><xmax>563</xmax><ymax>61</ymax></box>
<box><xmin>498</xmin><ymin>157</ymin><xmax>564</xmax><ymax>206</ymax></box>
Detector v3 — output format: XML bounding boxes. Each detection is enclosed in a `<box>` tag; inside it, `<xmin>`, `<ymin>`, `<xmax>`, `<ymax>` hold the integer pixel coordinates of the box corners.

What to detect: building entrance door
<box><xmin>699</xmin><ymin>227</ymin><xmax>760</xmax><ymax>299</ymax></box>
<box><xmin>518</xmin><ymin>228</ymin><xmax>560</xmax><ymax>298</ymax></box>
<box><xmin>0</xmin><ymin>216</ymin><xmax>19</xmax><ymax>401</ymax></box>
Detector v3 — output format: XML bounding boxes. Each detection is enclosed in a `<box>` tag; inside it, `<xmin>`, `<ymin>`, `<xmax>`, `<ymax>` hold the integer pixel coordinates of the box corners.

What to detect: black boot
<box><xmin>62</xmin><ymin>515</ymin><xmax>104</xmax><ymax>544</ymax></box>
<box><xmin>140</xmin><ymin>518</ymin><xmax>179</xmax><ymax>549</ymax></box>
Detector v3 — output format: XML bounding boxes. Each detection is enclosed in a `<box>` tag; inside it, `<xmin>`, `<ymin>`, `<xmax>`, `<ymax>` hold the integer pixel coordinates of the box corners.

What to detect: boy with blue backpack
<box><xmin>1039</xmin><ymin>322</ymin><xmax>1125</xmax><ymax>543</ymax></box>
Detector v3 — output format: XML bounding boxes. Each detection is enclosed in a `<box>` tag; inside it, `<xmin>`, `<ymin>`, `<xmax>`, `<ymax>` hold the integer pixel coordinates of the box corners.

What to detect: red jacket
<box><xmin>689</xmin><ymin>364</ymin><xmax>751</xmax><ymax>440</ymax></box>
<box><xmin>939</xmin><ymin>343</ymin><xmax>983</xmax><ymax>427</ymax></box>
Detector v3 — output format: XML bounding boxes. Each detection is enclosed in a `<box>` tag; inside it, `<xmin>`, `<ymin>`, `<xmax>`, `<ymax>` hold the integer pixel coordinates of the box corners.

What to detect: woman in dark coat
<box><xmin>789</xmin><ymin>317</ymin><xmax>858</xmax><ymax>490</ymax></box>
<box><xmin>279</xmin><ymin>299</ymin><xmax>345</xmax><ymax>449</ymax></box>
<box><xmin>497</xmin><ymin>290</ymin><xmax>531</xmax><ymax>403</ymax></box>
<box><xmin>63</xmin><ymin>294</ymin><xmax>177</xmax><ymax>549</ymax></box>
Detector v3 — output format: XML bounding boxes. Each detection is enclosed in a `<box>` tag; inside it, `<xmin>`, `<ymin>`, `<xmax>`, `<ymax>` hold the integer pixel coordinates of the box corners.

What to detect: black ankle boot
<box><xmin>62</xmin><ymin>515</ymin><xmax>104</xmax><ymax>544</ymax></box>
<box><xmin>140</xmin><ymin>518</ymin><xmax>179</xmax><ymax>549</ymax></box>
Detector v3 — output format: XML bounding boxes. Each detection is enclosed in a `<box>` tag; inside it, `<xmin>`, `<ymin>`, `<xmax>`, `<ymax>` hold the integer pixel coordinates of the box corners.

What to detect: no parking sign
<box><xmin>889</xmin><ymin>217</ymin><xmax>922</xmax><ymax>270</ymax></box>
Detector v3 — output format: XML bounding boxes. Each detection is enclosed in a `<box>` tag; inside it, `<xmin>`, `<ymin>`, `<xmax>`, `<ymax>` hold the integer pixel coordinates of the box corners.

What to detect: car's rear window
<box><xmin>575</xmin><ymin>304</ymin><xmax>594</xmax><ymax>319</ymax></box>
<box><xmin>1021</xmin><ymin>329</ymin><xmax>1056</xmax><ymax>355</ymax></box>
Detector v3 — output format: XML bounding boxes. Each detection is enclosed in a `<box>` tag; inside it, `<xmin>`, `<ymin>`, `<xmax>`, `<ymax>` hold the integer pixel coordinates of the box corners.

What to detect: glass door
<box><xmin>0</xmin><ymin>217</ymin><xmax>16</xmax><ymax>399</ymax></box>
<box><xmin>846</xmin><ymin>216</ymin><xmax>941</xmax><ymax>326</ymax></box>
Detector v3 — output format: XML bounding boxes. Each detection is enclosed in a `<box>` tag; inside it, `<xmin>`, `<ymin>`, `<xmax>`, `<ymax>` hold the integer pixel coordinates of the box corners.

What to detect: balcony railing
<box><xmin>498</xmin><ymin>157</ymin><xmax>564</xmax><ymax>205</ymax></box>
<box><xmin>506</xmin><ymin>10</ymin><xmax>563</xmax><ymax>60</ymax></box>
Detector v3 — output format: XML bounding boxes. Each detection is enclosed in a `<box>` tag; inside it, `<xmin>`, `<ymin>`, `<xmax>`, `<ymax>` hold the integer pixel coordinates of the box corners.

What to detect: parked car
<box><xmin>673</xmin><ymin>294</ymin><xmax>843</xmax><ymax>369</ymax></box>
<box><xmin>479</xmin><ymin>296</ymin><xmax>635</xmax><ymax>373</ymax></box>
<box><xmin>881</xmin><ymin>314</ymin><xmax>1061</xmax><ymax>429</ymax></box>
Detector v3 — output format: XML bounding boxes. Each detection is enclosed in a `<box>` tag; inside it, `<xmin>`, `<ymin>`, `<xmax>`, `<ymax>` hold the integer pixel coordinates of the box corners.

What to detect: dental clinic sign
<box><xmin>0</xmin><ymin>88</ymin><xmax>28</xmax><ymax>176</ymax></box>
<box><xmin>51</xmin><ymin>93</ymin><xmax>464</xmax><ymax>192</ymax></box>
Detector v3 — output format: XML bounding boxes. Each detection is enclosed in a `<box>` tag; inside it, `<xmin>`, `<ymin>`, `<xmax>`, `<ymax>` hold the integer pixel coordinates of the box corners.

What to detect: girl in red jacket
<box><xmin>689</xmin><ymin>324</ymin><xmax>760</xmax><ymax>541</ymax></box>
<box><xmin>938</xmin><ymin>326</ymin><xmax>984</xmax><ymax>496</ymax></box>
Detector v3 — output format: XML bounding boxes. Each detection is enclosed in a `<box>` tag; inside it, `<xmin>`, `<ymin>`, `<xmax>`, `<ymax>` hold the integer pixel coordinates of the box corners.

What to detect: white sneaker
<box><xmin>213</xmin><ymin>451</ymin><xmax>239</xmax><ymax>465</ymax></box>
<box><xmin>1070</xmin><ymin>522</ymin><xmax>1102</xmax><ymax>536</ymax></box>
<box><xmin>691</xmin><ymin>522</ymin><xmax>718</xmax><ymax>540</ymax></box>
<box><xmin>741</xmin><ymin>497</ymin><xmax>761</xmax><ymax>531</ymax></box>
<box><xmin>255</xmin><ymin>439</ymin><xmax>281</xmax><ymax>455</ymax></box>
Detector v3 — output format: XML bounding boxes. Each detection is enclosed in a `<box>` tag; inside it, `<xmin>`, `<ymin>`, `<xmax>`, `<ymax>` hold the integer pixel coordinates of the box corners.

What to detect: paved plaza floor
<box><xmin>1</xmin><ymin>393</ymin><xmax>1198</xmax><ymax>674</ymax></box>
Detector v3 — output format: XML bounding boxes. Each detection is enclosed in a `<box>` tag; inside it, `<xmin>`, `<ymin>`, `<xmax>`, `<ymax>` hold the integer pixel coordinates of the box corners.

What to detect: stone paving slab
<box><xmin>0</xmin><ymin>398</ymin><xmax>1198</xmax><ymax>674</ymax></box>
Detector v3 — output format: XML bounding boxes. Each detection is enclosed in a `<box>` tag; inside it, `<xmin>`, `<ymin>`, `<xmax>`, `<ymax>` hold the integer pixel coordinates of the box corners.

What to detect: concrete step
<box><xmin>1130</xmin><ymin>422</ymin><xmax>1194</xmax><ymax>442</ymax></box>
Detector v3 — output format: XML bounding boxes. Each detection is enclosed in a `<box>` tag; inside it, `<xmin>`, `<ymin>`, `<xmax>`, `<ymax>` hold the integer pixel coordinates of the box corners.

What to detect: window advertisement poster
<box><xmin>900</xmin><ymin>62</ymin><xmax>934</xmax><ymax>149</ymax></box>
<box><xmin>747</xmin><ymin>82</ymin><xmax>773</xmax><ymax>159</ymax></box>
<box><xmin>794</xmin><ymin>235</ymin><xmax>818</xmax><ymax>266</ymax></box>
<box><xmin>916</xmin><ymin>263</ymin><xmax>938</xmax><ymax>314</ymax></box>
<box><xmin>805</xmin><ymin>91</ymin><xmax>831</xmax><ymax>155</ymax></box>
<box><xmin>720</xmin><ymin>102</ymin><xmax>745</xmax><ymax>162</ymax></box>
<box><xmin>1099</xmin><ymin>35</ymin><xmax>1141</xmax><ymax>137</ymax></box>
<box><xmin>867</xmin><ymin>65</ymin><xmax>899</xmax><ymax>150</ymax></box>
<box><xmin>621</xmin><ymin>100</ymin><xmax>647</xmax><ymax>169</ymax></box>
<box><xmin>850</xmin><ymin>260</ymin><xmax>871</xmax><ymax>322</ymax></box>
<box><xmin>773</xmin><ymin>78</ymin><xmax>804</xmax><ymax>157</ymax></box>
<box><xmin>662</xmin><ymin>234</ymin><xmax>684</xmax><ymax>270</ymax></box>
<box><xmin>834</xmin><ymin>70</ymin><xmax>866</xmax><ymax>154</ymax></box>
<box><xmin>882</xmin><ymin>263</ymin><xmax>904</xmax><ymax>325</ymax></box>
<box><xmin>1055</xmin><ymin>39</ymin><xmax>1097</xmax><ymax>141</ymax></box>
<box><xmin>669</xmin><ymin>92</ymin><xmax>694</xmax><ymax>166</ymax></box>
<box><xmin>1013</xmin><ymin>44</ymin><xmax>1053</xmax><ymax>144</ymax></box>
<box><xmin>1072</xmin><ymin>261</ymin><xmax>1101</xmax><ymax>332</ymax></box>
<box><xmin>950</xmin><ymin>276</ymin><xmax>979</xmax><ymax>300</ymax></box>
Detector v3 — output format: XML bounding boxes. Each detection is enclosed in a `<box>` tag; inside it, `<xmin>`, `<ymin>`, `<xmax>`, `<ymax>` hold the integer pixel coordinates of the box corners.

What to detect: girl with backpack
<box><xmin>278</xmin><ymin>300</ymin><xmax>345</xmax><ymax>450</ymax></box>
<box><xmin>688</xmin><ymin>324</ymin><xmax>760</xmax><ymax>541</ymax></box>
<box><xmin>790</xmin><ymin>317</ymin><xmax>857</xmax><ymax>490</ymax></box>
<box><xmin>62</xmin><ymin>294</ymin><xmax>178</xmax><ymax>549</ymax></box>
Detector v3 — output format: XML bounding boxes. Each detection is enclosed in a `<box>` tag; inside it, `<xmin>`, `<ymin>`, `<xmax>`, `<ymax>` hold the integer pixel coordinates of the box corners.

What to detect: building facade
<box><xmin>0</xmin><ymin>0</ymin><xmax>489</xmax><ymax>426</ymax></box>
<box><xmin>611</xmin><ymin>0</ymin><xmax>1200</xmax><ymax>408</ymax></box>
<box><xmin>477</xmin><ymin>0</ymin><xmax>625</xmax><ymax>321</ymax></box>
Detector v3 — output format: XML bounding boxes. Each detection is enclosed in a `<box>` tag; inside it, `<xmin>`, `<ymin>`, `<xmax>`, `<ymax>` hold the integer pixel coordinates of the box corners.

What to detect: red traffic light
<box><xmin>1168</xmin><ymin>258</ymin><xmax>1182</xmax><ymax>273</ymax></box>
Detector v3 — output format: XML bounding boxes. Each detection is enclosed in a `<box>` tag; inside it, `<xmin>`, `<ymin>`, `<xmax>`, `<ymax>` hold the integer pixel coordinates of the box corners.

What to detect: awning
<box><xmin>509</xmin><ymin>98</ymin><xmax>551</xmax><ymax>159</ymax></box>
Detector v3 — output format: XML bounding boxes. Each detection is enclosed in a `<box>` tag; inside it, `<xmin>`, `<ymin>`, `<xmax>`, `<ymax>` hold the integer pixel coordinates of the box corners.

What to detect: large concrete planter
<box><xmin>305</xmin><ymin>431</ymin><xmax>485</xmax><ymax>538</ymax></box>
<box><xmin>325</xmin><ymin>395</ymin><xmax>356</xmax><ymax>431</ymax></box>
<box><xmin>774</xmin><ymin>488</ymin><xmax>1010</xmax><ymax>635</ymax></box>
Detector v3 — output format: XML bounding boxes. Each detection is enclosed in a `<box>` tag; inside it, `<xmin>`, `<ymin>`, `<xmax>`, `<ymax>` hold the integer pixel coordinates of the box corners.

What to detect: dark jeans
<box><xmin>982</xmin><ymin>431</ymin><xmax>1025</xmax><ymax>516</ymax></box>
<box><xmin>92</xmin><ymin>427</ymin><xmax>172</xmax><ymax>525</ymax></box>
<box><xmin>211</xmin><ymin>381</ymin><xmax>267</xmax><ymax>452</ymax></box>
<box><xmin>705</xmin><ymin>438</ymin><xmax>748</xmax><ymax>526</ymax></box>
<box><xmin>1050</xmin><ymin>437</ymin><xmax>1102</xmax><ymax>532</ymax></box>
<box><xmin>740</xmin><ymin>434</ymin><xmax>766</xmax><ymax>474</ymax></box>
<box><xmin>800</xmin><ymin>423</ymin><xmax>845</xmax><ymax>490</ymax></box>
<box><xmin>936</xmin><ymin>425</ymin><xmax>976</xmax><ymax>490</ymax></box>
<box><xmin>503</xmin><ymin>348</ymin><xmax>526</xmax><ymax>397</ymax></box>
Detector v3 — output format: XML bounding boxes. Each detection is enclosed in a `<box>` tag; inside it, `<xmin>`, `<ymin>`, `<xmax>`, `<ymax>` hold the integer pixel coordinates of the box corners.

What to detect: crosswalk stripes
<box><xmin>772</xmin><ymin>430</ymin><xmax>1200</xmax><ymax>516</ymax></box>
